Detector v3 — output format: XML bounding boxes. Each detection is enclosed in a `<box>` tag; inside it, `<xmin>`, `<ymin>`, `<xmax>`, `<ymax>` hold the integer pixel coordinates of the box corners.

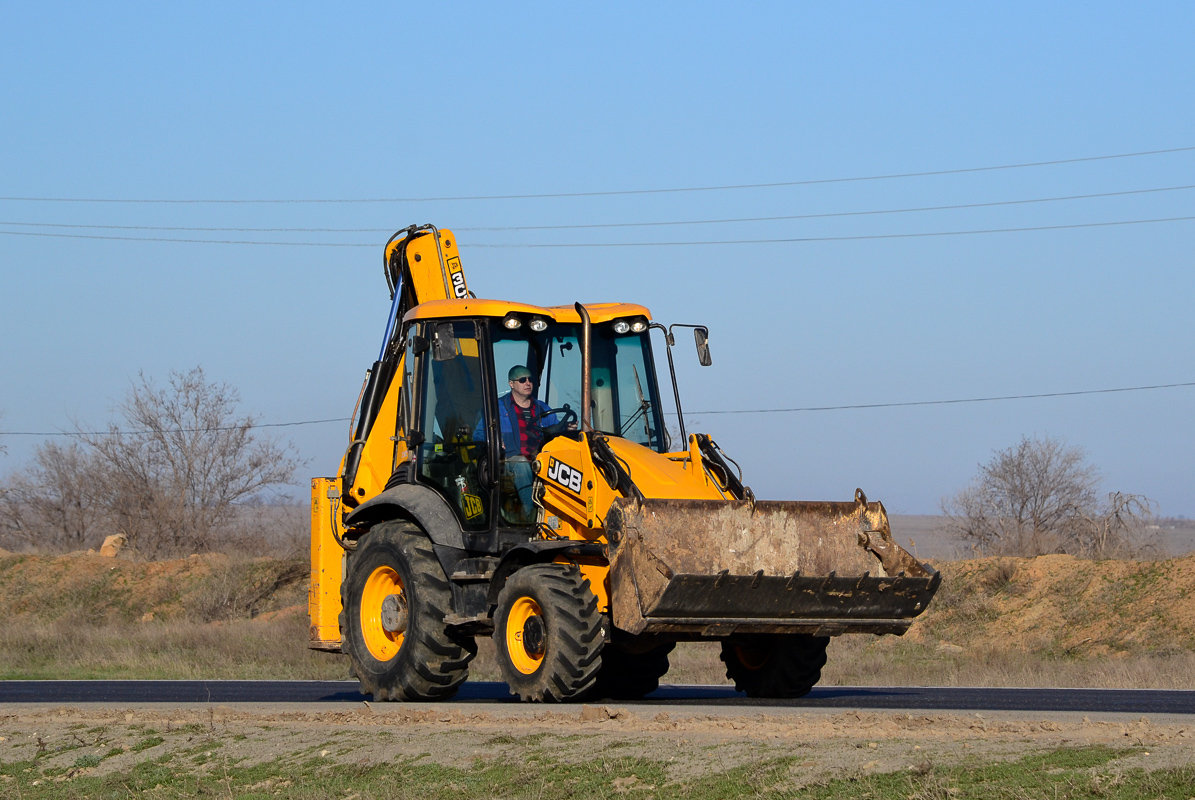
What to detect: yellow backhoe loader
<box><xmin>309</xmin><ymin>224</ymin><xmax>939</xmax><ymax>701</ymax></box>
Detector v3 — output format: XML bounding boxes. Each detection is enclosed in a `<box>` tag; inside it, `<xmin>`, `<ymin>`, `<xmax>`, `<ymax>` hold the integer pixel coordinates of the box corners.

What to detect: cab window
<box><xmin>414</xmin><ymin>320</ymin><xmax>490</xmax><ymax>531</ymax></box>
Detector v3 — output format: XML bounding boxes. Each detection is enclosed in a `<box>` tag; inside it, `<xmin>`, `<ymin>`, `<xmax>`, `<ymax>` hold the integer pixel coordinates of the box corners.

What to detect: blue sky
<box><xmin>1</xmin><ymin>3</ymin><xmax>1192</xmax><ymax>514</ymax></box>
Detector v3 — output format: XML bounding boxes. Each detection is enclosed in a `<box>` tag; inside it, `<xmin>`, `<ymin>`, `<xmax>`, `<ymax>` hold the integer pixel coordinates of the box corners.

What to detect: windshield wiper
<box><xmin>622</xmin><ymin>364</ymin><xmax>653</xmax><ymax>441</ymax></box>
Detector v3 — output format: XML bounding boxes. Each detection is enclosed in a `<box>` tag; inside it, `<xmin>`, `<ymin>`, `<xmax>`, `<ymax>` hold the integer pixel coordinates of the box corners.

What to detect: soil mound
<box><xmin>0</xmin><ymin>551</ymin><xmax>307</xmax><ymax>624</ymax></box>
<box><xmin>912</xmin><ymin>554</ymin><xmax>1195</xmax><ymax>656</ymax></box>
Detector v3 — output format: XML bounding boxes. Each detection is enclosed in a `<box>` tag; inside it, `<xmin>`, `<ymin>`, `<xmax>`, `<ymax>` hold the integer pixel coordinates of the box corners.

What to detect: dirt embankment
<box><xmin>913</xmin><ymin>555</ymin><xmax>1195</xmax><ymax>657</ymax></box>
<box><xmin>0</xmin><ymin>549</ymin><xmax>307</xmax><ymax>625</ymax></box>
<box><xmin>1</xmin><ymin>549</ymin><xmax>1193</xmax><ymax>684</ymax></box>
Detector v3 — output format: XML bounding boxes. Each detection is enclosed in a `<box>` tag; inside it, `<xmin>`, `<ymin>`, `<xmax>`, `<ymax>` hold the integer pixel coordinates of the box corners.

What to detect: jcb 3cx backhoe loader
<box><xmin>309</xmin><ymin>224</ymin><xmax>939</xmax><ymax>702</ymax></box>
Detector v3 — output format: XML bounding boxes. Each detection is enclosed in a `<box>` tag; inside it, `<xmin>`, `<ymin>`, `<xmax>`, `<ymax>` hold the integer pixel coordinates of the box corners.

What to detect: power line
<box><xmin>3</xmin><ymin>214</ymin><xmax>1194</xmax><ymax>249</ymax></box>
<box><xmin>463</xmin><ymin>184</ymin><xmax>1195</xmax><ymax>231</ymax></box>
<box><xmin>682</xmin><ymin>381</ymin><xmax>1195</xmax><ymax>415</ymax></box>
<box><xmin>2</xmin><ymin>183</ymin><xmax>1191</xmax><ymax>235</ymax></box>
<box><xmin>4</xmin><ymin>381</ymin><xmax>1192</xmax><ymax>438</ymax></box>
<box><xmin>471</xmin><ymin>215</ymin><xmax>1195</xmax><ymax>247</ymax></box>
<box><xmin>0</xmin><ymin>222</ymin><xmax>392</xmax><ymax>233</ymax></box>
<box><xmin>1</xmin><ymin>417</ymin><xmax>351</xmax><ymax>437</ymax></box>
<box><xmin>0</xmin><ymin>229</ymin><xmax>374</xmax><ymax>247</ymax></box>
<box><xmin>2</xmin><ymin>145</ymin><xmax>1192</xmax><ymax>204</ymax></box>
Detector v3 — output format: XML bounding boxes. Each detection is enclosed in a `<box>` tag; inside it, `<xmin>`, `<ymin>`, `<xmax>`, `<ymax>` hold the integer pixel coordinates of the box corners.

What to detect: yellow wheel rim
<box><xmin>361</xmin><ymin>565</ymin><xmax>405</xmax><ymax>661</ymax></box>
<box><xmin>734</xmin><ymin>644</ymin><xmax>770</xmax><ymax>671</ymax></box>
<box><xmin>505</xmin><ymin>596</ymin><xmax>545</xmax><ymax>675</ymax></box>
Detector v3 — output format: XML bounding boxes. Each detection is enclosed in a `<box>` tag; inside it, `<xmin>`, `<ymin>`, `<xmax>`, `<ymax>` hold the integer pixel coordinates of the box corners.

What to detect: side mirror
<box><xmin>694</xmin><ymin>327</ymin><xmax>712</xmax><ymax>366</ymax></box>
<box><xmin>431</xmin><ymin>322</ymin><xmax>459</xmax><ymax>361</ymax></box>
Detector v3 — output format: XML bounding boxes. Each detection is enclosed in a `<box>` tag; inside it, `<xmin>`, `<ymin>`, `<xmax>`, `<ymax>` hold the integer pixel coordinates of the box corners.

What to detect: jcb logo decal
<box><xmin>461</xmin><ymin>492</ymin><xmax>484</xmax><ymax>520</ymax></box>
<box><xmin>447</xmin><ymin>257</ymin><xmax>468</xmax><ymax>298</ymax></box>
<box><xmin>546</xmin><ymin>457</ymin><xmax>583</xmax><ymax>495</ymax></box>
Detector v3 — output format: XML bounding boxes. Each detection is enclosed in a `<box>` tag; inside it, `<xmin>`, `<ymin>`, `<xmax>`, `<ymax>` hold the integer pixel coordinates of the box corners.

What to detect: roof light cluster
<box><xmin>612</xmin><ymin>317</ymin><xmax>649</xmax><ymax>334</ymax></box>
<box><xmin>501</xmin><ymin>313</ymin><xmax>550</xmax><ymax>332</ymax></box>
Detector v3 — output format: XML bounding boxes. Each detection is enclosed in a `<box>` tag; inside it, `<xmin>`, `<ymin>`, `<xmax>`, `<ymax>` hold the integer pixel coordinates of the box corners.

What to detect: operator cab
<box><xmin>399</xmin><ymin>305</ymin><xmax>667</xmax><ymax>539</ymax></box>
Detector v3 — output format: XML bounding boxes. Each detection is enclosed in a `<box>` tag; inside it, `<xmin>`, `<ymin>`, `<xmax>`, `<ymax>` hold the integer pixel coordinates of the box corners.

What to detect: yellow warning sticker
<box><xmin>447</xmin><ymin>256</ymin><xmax>467</xmax><ymax>298</ymax></box>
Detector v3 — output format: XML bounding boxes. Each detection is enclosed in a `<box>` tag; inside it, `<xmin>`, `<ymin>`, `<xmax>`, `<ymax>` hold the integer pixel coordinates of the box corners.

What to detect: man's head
<box><xmin>508</xmin><ymin>365</ymin><xmax>534</xmax><ymax>405</ymax></box>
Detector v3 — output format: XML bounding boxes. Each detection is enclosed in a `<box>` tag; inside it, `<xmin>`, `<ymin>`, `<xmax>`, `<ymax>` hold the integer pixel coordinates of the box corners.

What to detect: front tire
<box><xmin>720</xmin><ymin>634</ymin><xmax>829</xmax><ymax>698</ymax></box>
<box><xmin>493</xmin><ymin>563</ymin><xmax>606</xmax><ymax>702</ymax></box>
<box><xmin>341</xmin><ymin>521</ymin><xmax>475</xmax><ymax>701</ymax></box>
<box><xmin>587</xmin><ymin>640</ymin><xmax>674</xmax><ymax>700</ymax></box>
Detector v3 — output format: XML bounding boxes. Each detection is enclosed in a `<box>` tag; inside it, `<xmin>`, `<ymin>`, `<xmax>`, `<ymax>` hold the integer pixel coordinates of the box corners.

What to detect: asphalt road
<box><xmin>2</xmin><ymin>681</ymin><xmax>1193</xmax><ymax>714</ymax></box>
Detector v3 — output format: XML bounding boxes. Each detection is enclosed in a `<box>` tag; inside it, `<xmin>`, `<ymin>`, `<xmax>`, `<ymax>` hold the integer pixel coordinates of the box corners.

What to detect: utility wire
<box><xmin>680</xmin><ymin>381</ymin><xmax>1195</xmax><ymax>416</ymax></box>
<box><xmin>4</xmin><ymin>382</ymin><xmax>1192</xmax><ymax>438</ymax></box>
<box><xmin>1</xmin><ymin>184</ymin><xmax>1191</xmax><ymax>235</ymax></box>
<box><xmin>1</xmin><ymin>145</ymin><xmax>1192</xmax><ymax>204</ymax></box>
<box><xmin>463</xmin><ymin>184</ymin><xmax>1195</xmax><ymax>231</ymax></box>
<box><xmin>0</xmin><ymin>229</ymin><xmax>374</xmax><ymax>247</ymax></box>
<box><xmin>471</xmin><ymin>215</ymin><xmax>1195</xmax><ymax>247</ymax></box>
<box><xmin>1</xmin><ymin>417</ymin><xmax>352</xmax><ymax>437</ymax></box>
<box><xmin>3</xmin><ymin>214</ymin><xmax>1195</xmax><ymax>248</ymax></box>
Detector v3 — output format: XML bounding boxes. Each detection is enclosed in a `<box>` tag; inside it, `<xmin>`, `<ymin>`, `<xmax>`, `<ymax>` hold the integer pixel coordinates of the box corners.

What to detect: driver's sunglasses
<box><xmin>512</xmin><ymin>377</ymin><xmax>533</xmax><ymax>384</ymax></box>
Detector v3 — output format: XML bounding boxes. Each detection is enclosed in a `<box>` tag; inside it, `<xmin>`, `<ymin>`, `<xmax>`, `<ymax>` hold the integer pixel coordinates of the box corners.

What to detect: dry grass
<box><xmin>2</xmin><ymin>549</ymin><xmax>1194</xmax><ymax>687</ymax></box>
<box><xmin>0</xmin><ymin>612</ymin><xmax>345</xmax><ymax>681</ymax></box>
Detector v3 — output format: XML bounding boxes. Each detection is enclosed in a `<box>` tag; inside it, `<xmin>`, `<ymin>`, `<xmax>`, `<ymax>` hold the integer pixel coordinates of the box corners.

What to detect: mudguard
<box><xmin>344</xmin><ymin>483</ymin><xmax>467</xmax><ymax>551</ymax></box>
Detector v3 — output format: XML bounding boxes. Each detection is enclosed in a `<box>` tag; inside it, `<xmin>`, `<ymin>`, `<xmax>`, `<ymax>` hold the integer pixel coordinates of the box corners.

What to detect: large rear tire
<box><xmin>720</xmin><ymin>634</ymin><xmax>829</xmax><ymax>698</ymax></box>
<box><xmin>493</xmin><ymin>563</ymin><xmax>606</xmax><ymax>702</ymax></box>
<box><xmin>341</xmin><ymin>521</ymin><xmax>475</xmax><ymax>701</ymax></box>
<box><xmin>587</xmin><ymin>640</ymin><xmax>674</xmax><ymax>700</ymax></box>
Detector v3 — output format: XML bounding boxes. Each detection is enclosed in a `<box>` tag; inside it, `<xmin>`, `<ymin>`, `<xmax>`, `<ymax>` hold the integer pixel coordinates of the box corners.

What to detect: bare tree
<box><xmin>1</xmin><ymin>367</ymin><xmax>301</xmax><ymax>556</ymax></box>
<box><xmin>942</xmin><ymin>435</ymin><xmax>1155</xmax><ymax>558</ymax></box>
<box><xmin>80</xmin><ymin>368</ymin><xmax>301</xmax><ymax>556</ymax></box>
<box><xmin>0</xmin><ymin>441</ymin><xmax>104</xmax><ymax>551</ymax></box>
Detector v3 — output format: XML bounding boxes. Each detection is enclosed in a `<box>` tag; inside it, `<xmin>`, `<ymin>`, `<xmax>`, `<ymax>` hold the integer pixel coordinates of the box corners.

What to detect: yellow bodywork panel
<box><xmin>347</xmin><ymin>352</ymin><xmax>406</xmax><ymax>504</ymax></box>
<box><xmin>309</xmin><ymin>477</ymin><xmax>344</xmax><ymax>650</ymax></box>
<box><xmin>536</xmin><ymin>433</ymin><xmax>726</xmax><ymax>534</ymax></box>
<box><xmin>387</xmin><ymin>229</ymin><xmax>470</xmax><ymax>302</ymax></box>
<box><xmin>533</xmin><ymin>432</ymin><xmax>730</xmax><ymax>613</ymax></box>
<box><xmin>405</xmin><ymin>299</ymin><xmax>651</xmax><ymax>325</ymax></box>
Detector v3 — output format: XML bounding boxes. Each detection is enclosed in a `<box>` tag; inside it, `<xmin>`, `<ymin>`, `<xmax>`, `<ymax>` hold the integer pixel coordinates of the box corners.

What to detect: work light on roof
<box><xmin>630</xmin><ymin>320</ymin><xmax>648</xmax><ymax>333</ymax></box>
<box><xmin>529</xmin><ymin>318</ymin><xmax>548</xmax><ymax>332</ymax></box>
<box><xmin>612</xmin><ymin>320</ymin><xmax>631</xmax><ymax>334</ymax></box>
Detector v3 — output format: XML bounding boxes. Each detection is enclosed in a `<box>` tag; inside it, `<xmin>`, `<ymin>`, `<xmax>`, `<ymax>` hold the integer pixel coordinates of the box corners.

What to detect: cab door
<box><xmin>409</xmin><ymin>319</ymin><xmax>494</xmax><ymax>531</ymax></box>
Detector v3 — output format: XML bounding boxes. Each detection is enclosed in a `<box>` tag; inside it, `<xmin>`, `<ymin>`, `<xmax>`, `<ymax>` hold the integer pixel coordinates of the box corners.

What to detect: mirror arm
<box><xmin>650</xmin><ymin>322</ymin><xmax>686</xmax><ymax>446</ymax></box>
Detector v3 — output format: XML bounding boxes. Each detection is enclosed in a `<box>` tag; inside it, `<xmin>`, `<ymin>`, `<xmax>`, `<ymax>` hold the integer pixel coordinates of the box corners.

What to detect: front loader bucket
<box><xmin>604</xmin><ymin>493</ymin><xmax>940</xmax><ymax>638</ymax></box>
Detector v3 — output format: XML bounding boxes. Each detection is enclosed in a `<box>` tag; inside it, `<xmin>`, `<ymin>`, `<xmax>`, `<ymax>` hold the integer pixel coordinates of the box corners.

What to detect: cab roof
<box><xmin>403</xmin><ymin>299</ymin><xmax>652</xmax><ymax>324</ymax></box>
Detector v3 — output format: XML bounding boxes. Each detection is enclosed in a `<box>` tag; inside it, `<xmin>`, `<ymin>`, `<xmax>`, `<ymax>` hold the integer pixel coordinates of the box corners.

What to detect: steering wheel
<box><xmin>538</xmin><ymin>405</ymin><xmax>578</xmax><ymax>438</ymax></box>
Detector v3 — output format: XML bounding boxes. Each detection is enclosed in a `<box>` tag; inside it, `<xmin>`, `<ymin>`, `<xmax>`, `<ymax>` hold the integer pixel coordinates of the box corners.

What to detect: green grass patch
<box><xmin>129</xmin><ymin>735</ymin><xmax>163</xmax><ymax>752</ymax></box>
<box><xmin>2</xmin><ymin>744</ymin><xmax>1192</xmax><ymax>800</ymax></box>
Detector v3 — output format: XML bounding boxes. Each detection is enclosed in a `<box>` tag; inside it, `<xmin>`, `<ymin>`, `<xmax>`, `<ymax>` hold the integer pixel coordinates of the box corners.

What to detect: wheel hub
<box><xmin>521</xmin><ymin>615</ymin><xmax>546</xmax><ymax>658</ymax></box>
<box><xmin>505</xmin><ymin>595</ymin><xmax>547</xmax><ymax>674</ymax></box>
<box><xmin>734</xmin><ymin>643</ymin><xmax>771</xmax><ymax>671</ymax></box>
<box><xmin>380</xmin><ymin>593</ymin><xmax>408</xmax><ymax>634</ymax></box>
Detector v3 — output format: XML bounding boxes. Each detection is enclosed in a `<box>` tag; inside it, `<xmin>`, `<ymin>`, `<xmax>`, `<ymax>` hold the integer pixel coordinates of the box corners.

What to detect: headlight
<box><xmin>529</xmin><ymin>318</ymin><xmax>548</xmax><ymax>332</ymax></box>
<box><xmin>630</xmin><ymin>319</ymin><xmax>648</xmax><ymax>333</ymax></box>
<box><xmin>503</xmin><ymin>315</ymin><xmax>522</xmax><ymax>330</ymax></box>
<box><xmin>612</xmin><ymin>320</ymin><xmax>631</xmax><ymax>334</ymax></box>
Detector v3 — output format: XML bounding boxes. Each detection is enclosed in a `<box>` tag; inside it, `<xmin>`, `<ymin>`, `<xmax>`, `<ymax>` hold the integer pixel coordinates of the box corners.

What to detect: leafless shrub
<box><xmin>0</xmin><ymin>441</ymin><xmax>106</xmax><ymax>552</ymax></box>
<box><xmin>185</xmin><ymin>557</ymin><xmax>308</xmax><ymax>622</ymax></box>
<box><xmin>941</xmin><ymin>435</ymin><xmax>1156</xmax><ymax>558</ymax></box>
<box><xmin>981</xmin><ymin>559</ymin><xmax>1018</xmax><ymax>593</ymax></box>
<box><xmin>0</xmin><ymin>367</ymin><xmax>301</xmax><ymax>557</ymax></box>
